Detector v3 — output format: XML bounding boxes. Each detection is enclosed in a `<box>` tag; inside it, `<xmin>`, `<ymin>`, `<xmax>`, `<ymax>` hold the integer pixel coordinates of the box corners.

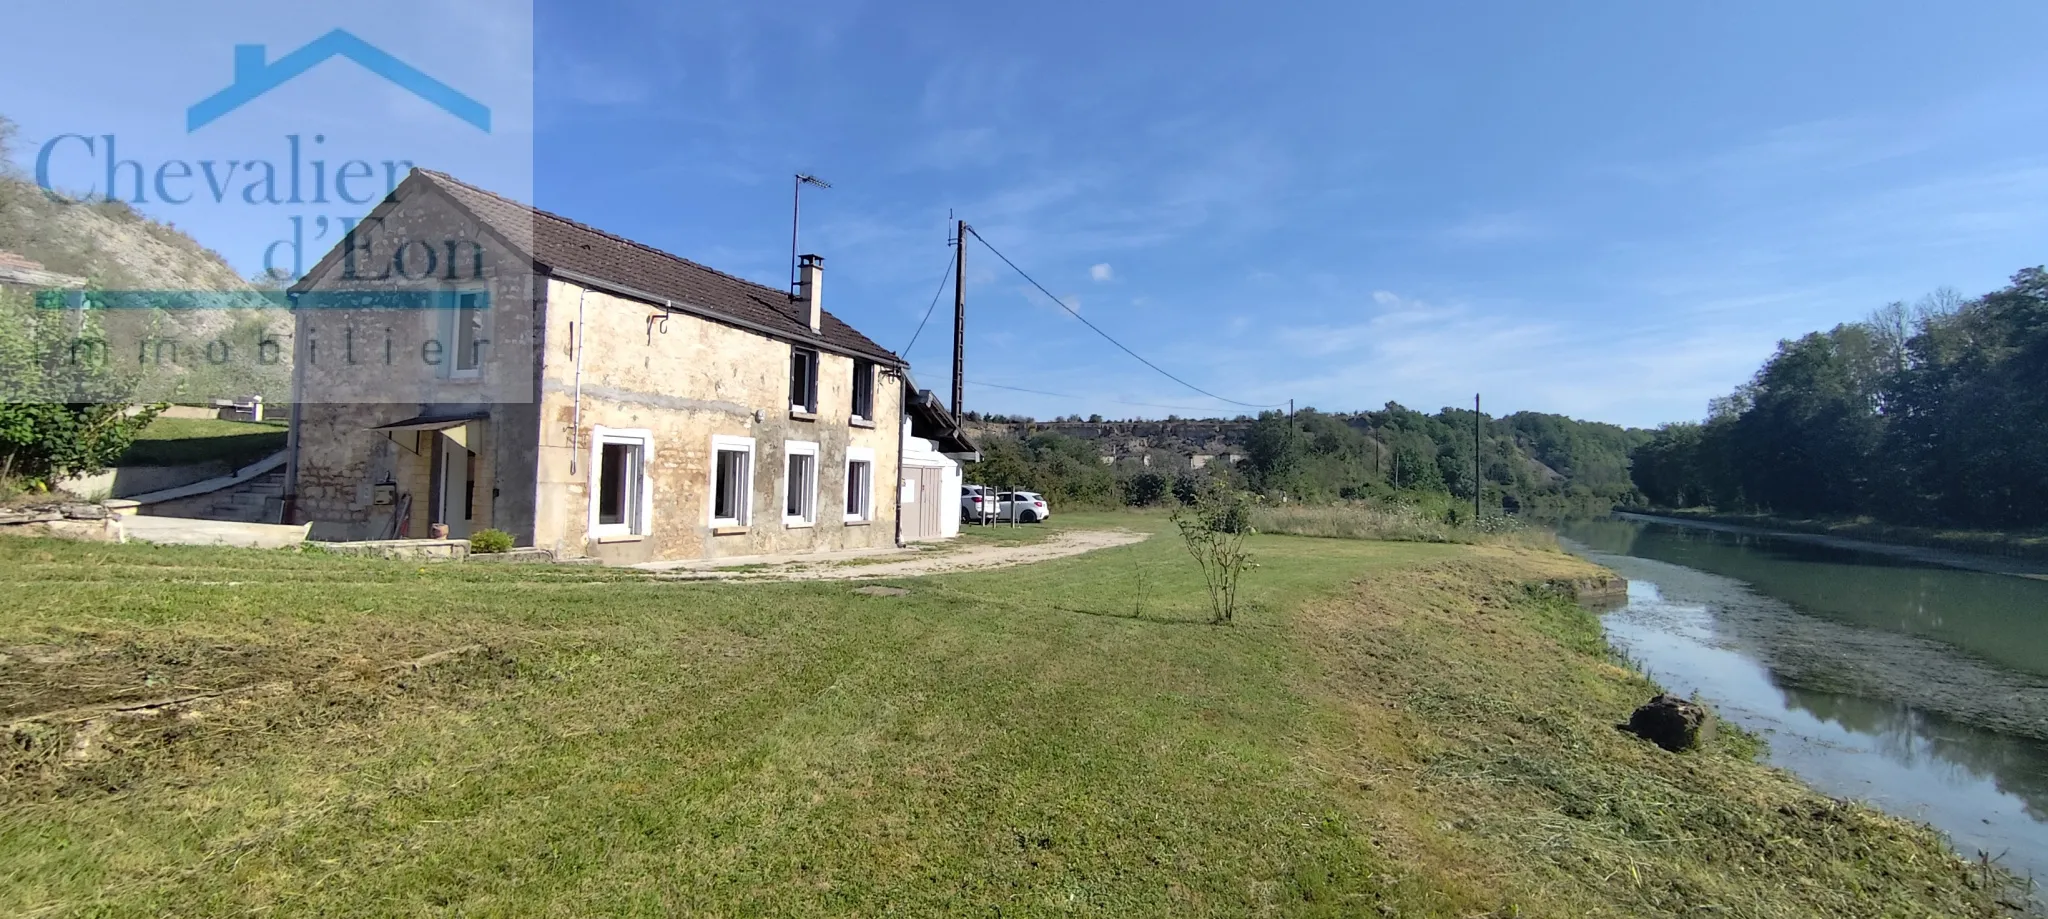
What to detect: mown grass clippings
<box><xmin>1292</xmin><ymin>552</ymin><xmax>2021</xmax><ymax>918</ymax></box>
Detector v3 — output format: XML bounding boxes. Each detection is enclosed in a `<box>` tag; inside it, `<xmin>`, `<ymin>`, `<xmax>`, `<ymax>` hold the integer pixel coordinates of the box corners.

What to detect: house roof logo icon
<box><xmin>187</xmin><ymin>29</ymin><xmax>491</xmax><ymax>133</ymax></box>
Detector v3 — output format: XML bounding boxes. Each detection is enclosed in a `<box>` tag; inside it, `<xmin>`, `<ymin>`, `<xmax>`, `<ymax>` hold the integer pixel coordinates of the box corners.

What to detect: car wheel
<box><xmin>1022</xmin><ymin>510</ymin><xmax>1040</xmax><ymax>523</ymax></box>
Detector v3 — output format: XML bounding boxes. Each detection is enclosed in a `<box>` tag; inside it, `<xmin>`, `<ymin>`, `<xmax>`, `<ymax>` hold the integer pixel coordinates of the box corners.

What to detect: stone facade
<box><xmin>533</xmin><ymin>278</ymin><xmax>902</xmax><ymax>564</ymax></box>
<box><xmin>287</xmin><ymin>176</ymin><xmax>902</xmax><ymax>561</ymax></box>
<box><xmin>287</xmin><ymin>179</ymin><xmax>540</xmax><ymax>542</ymax></box>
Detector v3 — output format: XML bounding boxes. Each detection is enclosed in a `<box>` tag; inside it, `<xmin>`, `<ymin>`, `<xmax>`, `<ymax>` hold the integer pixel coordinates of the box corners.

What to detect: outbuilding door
<box><xmin>901</xmin><ymin>466</ymin><xmax>945</xmax><ymax>541</ymax></box>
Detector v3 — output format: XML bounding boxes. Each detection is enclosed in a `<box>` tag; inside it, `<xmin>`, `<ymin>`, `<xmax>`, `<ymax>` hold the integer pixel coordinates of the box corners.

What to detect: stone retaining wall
<box><xmin>0</xmin><ymin>503</ymin><xmax>127</xmax><ymax>542</ymax></box>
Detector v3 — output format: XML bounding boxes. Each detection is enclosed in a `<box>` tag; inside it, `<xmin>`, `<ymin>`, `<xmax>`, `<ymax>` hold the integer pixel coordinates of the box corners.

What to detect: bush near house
<box><xmin>469</xmin><ymin>528</ymin><xmax>514</xmax><ymax>554</ymax></box>
<box><xmin>0</xmin><ymin>290</ymin><xmax>163</xmax><ymax>491</ymax></box>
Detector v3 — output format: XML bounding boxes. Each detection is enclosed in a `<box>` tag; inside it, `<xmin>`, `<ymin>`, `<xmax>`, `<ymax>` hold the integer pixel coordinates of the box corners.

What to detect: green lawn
<box><xmin>116</xmin><ymin>416</ymin><xmax>288</xmax><ymax>467</ymax></box>
<box><xmin>0</xmin><ymin>513</ymin><xmax>2002</xmax><ymax>917</ymax></box>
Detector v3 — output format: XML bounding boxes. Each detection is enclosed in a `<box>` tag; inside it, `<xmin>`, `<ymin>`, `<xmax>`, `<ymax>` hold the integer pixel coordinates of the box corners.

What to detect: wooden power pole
<box><xmin>952</xmin><ymin>219</ymin><xmax>967</xmax><ymax>418</ymax></box>
<box><xmin>1473</xmin><ymin>393</ymin><xmax>1482</xmax><ymax>523</ymax></box>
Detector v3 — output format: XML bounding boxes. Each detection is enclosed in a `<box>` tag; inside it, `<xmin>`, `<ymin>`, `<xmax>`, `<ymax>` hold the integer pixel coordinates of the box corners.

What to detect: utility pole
<box><xmin>1473</xmin><ymin>393</ymin><xmax>1482</xmax><ymax>524</ymax></box>
<box><xmin>952</xmin><ymin>219</ymin><xmax>967</xmax><ymax>418</ymax></box>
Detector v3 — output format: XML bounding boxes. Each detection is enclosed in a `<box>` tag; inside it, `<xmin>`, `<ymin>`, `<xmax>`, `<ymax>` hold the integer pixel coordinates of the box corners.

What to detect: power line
<box><xmin>967</xmin><ymin>379</ymin><xmax>1257</xmax><ymax>415</ymax></box>
<box><xmin>963</xmin><ymin>226</ymin><xmax>1285</xmax><ymax>409</ymax></box>
<box><xmin>901</xmin><ymin>250</ymin><xmax>957</xmax><ymax>357</ymax></box>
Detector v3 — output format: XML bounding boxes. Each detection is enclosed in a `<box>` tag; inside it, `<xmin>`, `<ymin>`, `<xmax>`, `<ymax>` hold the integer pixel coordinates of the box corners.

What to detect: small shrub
<box><xmin>469</xmin><ymin>529</ymin><xmax>514</xmax><ymax>554</ymax></box>
<box><xmin>1170</xmin><ymin>483</ymin><xmax>1258</xmax><ymax>623</ymax></box>
<box><xmin>1122</xmin><ymin>472</ymin><xmax>1169</xmax><ymax>507</ymax></box>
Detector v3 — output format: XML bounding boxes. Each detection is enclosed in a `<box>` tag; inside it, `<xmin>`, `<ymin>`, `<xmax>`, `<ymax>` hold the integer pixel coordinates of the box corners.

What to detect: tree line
<box><xmin>967</xmin><ymin>403</ymin><xmax>1652</xmax><ymax>514</ymax></box>
<box><xmin>1630</xmin><ymin>267</ymin><xmax>2048</xmax><ymax>528</ymax></box>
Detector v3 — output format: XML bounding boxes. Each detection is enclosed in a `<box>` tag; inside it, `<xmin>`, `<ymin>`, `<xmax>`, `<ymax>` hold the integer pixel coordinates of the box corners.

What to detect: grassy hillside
<box><xmin>0</xmin><ymin>118</ymin><xmax>248</xmax><ymax>292</ymax></box>
<box><xmin>0</xmin><ymin>514</ymin><xmax>2011</xmax><ymax>917</ymax></box>
<box><xmin>0</xmin><ymin>117</ymin><xmax>290</xmax><ymax>404</ymax></box>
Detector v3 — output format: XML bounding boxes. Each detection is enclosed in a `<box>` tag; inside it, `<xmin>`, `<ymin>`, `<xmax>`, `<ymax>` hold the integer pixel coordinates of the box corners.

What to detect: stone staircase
<box><xmin>190</xmin><ymin>467</ymin><xmax>286</xmax><ymax>522</ymax></box>
<box><xmin>124</xmin><ymin>450</ymin><xmax>291</xmax><ymax>525</ymax></box>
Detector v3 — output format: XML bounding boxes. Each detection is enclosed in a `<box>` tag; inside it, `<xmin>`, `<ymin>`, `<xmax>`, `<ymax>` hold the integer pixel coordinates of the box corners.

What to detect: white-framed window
<box><xmin>844</xmin><ymin>445</ymin><xmax>875</xmax><ymax>522</ymax></box>
<box><xmin>709</xmin><ymin>435</ymin><xmax>755</xmax><ymax>527</ymax></box>
<box><xmin>588</xmin><ymin>426</ymin><xmax>653</xmax><ymax>538</ymax></box>
<box><xmin>437</xmin><ymin>291</ymin><xmax>488</xmax><ymax>379</ymax></box>
<box><xmin>789</xmin><ymin>347</ymin><xmax>819</xmax><ymax>414</ymax></box>
<box><xmin>783</xmin><ymin>440</ymin><xmax>819</xmax><ymax>526</ymax></box>
<box><xmin>850</xmin><ymin>359</ymin><xmax>875</xmax><ymax>421</ymax></box>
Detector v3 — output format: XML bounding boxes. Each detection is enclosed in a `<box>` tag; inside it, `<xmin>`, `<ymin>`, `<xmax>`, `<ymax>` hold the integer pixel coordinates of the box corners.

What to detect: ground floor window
<box><xmin>845</xmin><ymin>446</ymin><xmax>875</xmax><ymax>522</ymax></box>
<box><xmin>590</xmin><ymin>427</ymin><xmax>653</xmax><ymax>537</ymax></box>
<box><xmin>711</xmin><ymin>435</ymin><xmax>756</xmax><ymax>527</ymax></box>
<box><xmin>784</xmin><ymin>440</ymin><xmax>819</xmax><ymax>526</ymax></box>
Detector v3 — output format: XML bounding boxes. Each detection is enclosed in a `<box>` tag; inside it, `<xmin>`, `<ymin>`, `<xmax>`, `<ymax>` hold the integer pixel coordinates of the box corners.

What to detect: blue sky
<box><xmin>526</xmin><ymin>0</ymin><xmax>2048</xmax><ymax>427</ymax></box>
<box><xmin>11</xmin><ymin>2</ymin><xmax>2048</xmax><ymax>427</ymax></box>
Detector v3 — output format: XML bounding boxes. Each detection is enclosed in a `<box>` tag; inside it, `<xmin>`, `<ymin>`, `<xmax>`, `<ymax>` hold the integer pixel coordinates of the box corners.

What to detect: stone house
<box><xmin>284</xmin><ymin>169</ymin><xmax>969</xmax><ymax>562</ymax></box>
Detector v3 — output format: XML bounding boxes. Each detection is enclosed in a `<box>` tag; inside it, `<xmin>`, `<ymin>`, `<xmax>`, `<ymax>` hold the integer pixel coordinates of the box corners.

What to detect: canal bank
<box><xmin>1619</xmin><ymin>508</ymin><xmax>2048</xmax><ymax>576</ymax></box>
<box><xmin>1560</xmin><ymin>516</ymin><xmax>2048</xmax><ymax>907</ymax></box>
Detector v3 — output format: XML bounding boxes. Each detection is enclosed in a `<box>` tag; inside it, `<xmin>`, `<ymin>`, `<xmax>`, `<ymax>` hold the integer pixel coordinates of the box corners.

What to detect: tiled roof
<box><xmin>416</xmin><ymin>169</ymin><xmax>903</xmax><ymax>366</ymax></box>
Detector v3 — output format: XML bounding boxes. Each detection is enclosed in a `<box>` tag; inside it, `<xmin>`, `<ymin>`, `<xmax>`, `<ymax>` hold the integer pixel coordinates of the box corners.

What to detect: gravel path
<box><xmin>659</xmin><ymin>528</ymin><xmax>1149</xmax><ymax>581</ymax></box>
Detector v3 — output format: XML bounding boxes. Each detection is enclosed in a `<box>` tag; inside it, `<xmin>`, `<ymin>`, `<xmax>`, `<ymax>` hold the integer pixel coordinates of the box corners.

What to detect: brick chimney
<box><xmin>796</xmin><ymin>253</ymin><xmax>823</xmax><ymax>333</ymax></box>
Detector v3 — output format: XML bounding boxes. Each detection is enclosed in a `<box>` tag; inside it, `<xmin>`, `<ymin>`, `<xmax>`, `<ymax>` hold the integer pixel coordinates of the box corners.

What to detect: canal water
<box><xmin>1556</xmin><ymin>516</ymin><xmax>2048</xmax><ymax>896</ymax></box>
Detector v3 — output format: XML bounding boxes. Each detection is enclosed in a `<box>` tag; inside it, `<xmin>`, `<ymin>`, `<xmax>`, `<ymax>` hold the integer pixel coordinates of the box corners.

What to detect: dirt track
<box><xmin>661</xmin><ymin>528</ymin><xmax>1150</xmax><ymax>581</ymax></box>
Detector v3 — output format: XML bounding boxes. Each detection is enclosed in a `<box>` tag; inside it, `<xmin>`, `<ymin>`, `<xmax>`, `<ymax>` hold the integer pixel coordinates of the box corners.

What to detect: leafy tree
<box><xmin>1241</xmin><ymin>410</ymin><xmax>1301</xmax><ymax>494</ymax></box>
<box><xmin>1630</xmin><ymin>266</ymin><xmax>2048</xmax><ymax>529</ymax></box>
<box><xmin>0</xmin><ymin>288</ymin><xmax>162</xmax><ymax>489</ymax></box>
<box><xmin>964</xmin><ymin>431</ymin><xmax>1117</xmax><ymax>507</ymax></box>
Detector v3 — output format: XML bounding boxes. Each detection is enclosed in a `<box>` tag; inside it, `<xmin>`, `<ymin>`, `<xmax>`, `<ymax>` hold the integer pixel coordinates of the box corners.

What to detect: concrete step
<box><xmin>125</xmin><ymin>515</ymin><xmax>312</xmax><ymax>548</ymax></box>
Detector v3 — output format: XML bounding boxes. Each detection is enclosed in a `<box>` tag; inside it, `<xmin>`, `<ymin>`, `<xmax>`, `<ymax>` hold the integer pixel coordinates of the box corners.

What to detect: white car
<box><xmin>961</xmin><ymin>484</ymin><xmax>994</xmax><ymax>522</ymax></box>
<box><xmin>993</xmin><ymin>490</ymin><xmax>1051</xmax><ymax>523</ymax></box>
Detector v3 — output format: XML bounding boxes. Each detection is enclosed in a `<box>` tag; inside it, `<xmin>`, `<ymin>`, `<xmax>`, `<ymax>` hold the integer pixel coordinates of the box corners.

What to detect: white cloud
<box><xmin>1252</xmin><ymin>289</ymin><xmax>1769</xmax><ymax>426</ymax></box>
<box><xmin>1090</xmin><ymin>263</ymin><xmax>1114</xmax><ymax>282</ymax></box>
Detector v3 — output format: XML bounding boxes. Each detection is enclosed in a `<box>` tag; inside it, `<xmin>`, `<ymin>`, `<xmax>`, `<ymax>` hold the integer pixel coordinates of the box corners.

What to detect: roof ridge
<box><xmin>414</xmin><ymin>168</ymin><xmax>799</xmax><ymax>308</ymax></box>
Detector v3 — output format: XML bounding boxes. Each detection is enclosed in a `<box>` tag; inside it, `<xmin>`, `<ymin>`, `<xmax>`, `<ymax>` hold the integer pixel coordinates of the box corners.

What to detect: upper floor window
<box><xmin>790</xmin><ymin>347</ymin><xmax>819</xmax><ymax>414</ymax></box>
<box><xmin>437</xmin><ymin>291</ymin><xmax>488</xmax><ymax>379</ymax></box>
<box><xmin>851</xmin><ymin>359</ymin><xmax>875</xmax><ymax>421</ymax></box>
<box><xmin>454</xmin><ymin>292</ymin><xmax>486</xmax><ymax>375</ymax></box>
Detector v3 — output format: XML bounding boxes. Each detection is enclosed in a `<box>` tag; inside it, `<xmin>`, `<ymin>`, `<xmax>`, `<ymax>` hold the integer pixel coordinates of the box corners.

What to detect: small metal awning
<box><xmin>905</xmin><ymin>389</ymin><xmax>976</xmax><ymax>456</ymax></box>
<box><xmin>372</xmin><ymin>412</ymin><xmax>488</xmax><ymax>432</ymax></box>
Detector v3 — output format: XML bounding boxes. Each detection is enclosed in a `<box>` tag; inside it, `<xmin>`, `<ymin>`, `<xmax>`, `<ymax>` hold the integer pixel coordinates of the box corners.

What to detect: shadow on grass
<box><xmin>1049</xmin><ymin>603</ymin><xmax>1213</xmax><ymax>626</ymax></box>
<box><xmin>910</xmin><ymin>582</ymin><xmax>1212</xmax><ymax>626</ymax></box>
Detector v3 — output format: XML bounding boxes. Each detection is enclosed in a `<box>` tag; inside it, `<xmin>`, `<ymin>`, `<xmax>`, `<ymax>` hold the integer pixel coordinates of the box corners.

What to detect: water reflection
<box><xmin>1563</xmin><ymin>522</ymin><xmax>2048</xmax><ymax>893</ymax></box>
<box><xmin>1564</xmin><ymin>518</ymin><xmax>2048</xmax><ymax>679</ymax></box>
<box><xmin>1778</xmin><ymin>687</ymin><xmax>2048</xmax><ymax>823</ymax></box>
